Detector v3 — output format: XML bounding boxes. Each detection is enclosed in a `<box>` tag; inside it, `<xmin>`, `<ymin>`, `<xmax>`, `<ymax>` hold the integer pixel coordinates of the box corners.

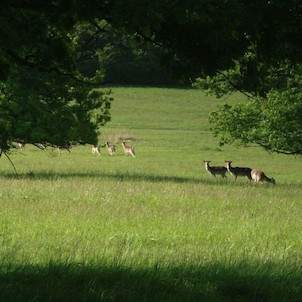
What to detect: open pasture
<box><xmin>0</xmin><ymin>86</ymin><xmax>301</xmax><ymax>301</ymax></box>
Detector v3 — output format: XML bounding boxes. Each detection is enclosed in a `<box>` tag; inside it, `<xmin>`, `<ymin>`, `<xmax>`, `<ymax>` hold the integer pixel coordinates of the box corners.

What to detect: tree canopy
<box><xmin>3</xmin><ymin>1</ymin><xmax>302</xmax><ymax>86</ymax></box>
<box><xmin>1</xmin><ymin>0</ymin><xmax>302</xmax><ymax>154</ymax></box>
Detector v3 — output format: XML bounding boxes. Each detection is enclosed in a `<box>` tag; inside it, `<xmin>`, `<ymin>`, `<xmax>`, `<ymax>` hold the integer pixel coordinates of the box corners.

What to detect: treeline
<box><xmin>78</xmin><ymin>23</ymin><xmax>179</xmax><ymax>86</ymax></box>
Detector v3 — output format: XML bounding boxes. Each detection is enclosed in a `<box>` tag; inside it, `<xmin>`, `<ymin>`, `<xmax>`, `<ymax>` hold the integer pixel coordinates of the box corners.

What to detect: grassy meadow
<box><xmin>0</xmin><ymin>86</ymin><xmax>301</xmax><ymax>301</ymax></box>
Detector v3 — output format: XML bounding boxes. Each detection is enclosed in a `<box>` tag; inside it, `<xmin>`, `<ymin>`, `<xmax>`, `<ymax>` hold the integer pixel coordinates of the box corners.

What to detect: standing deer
<box><xmin>92</xmin><ymin>145</ymin><xmax>101</xmax><ymax>155</ymax></box>
<box><xmin>204</xmin><ymin>161</ymin><xmax>227</xmax><ymax>178</ymax></box>
<box><xmin>105</xmin><ymin>142</ymin><xmax>116</xmax><ymax>156</ymax></box>
<box><xmin>225</xmin><ymin>161</ymin><xmax>252</xmax><ymax>181</ymax></box>
<box><xmin>122</xmin><ymin>141</ymin><xmax>136</xmax><ymax>157</ymax></box>
<box><xmin>251</xmin><ymin>169</ymin><xmax>275</xmax><ymax>184</ymax></box>
<box><xmin>18</xmin><ymin>142</ymin><xmax>25</xmax><ymax>150</ymax></box>
<box><xmin>56</xmin><ymin>144</ymin><xmax>71</xmax><ymax>153</ymax></box>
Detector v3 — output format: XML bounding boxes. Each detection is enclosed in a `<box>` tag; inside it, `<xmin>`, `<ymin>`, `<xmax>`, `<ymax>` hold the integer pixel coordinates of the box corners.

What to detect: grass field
<box><xmin>0</xmin><ymin>86</ymin><xmax>301</xmax><ymax>301</ymax></box>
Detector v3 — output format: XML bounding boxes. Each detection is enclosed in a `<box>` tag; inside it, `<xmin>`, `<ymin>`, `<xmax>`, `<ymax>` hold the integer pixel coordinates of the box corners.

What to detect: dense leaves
<box><xmin>76</xmin><ymin>22</ymin><xmax>174</xmax><ymax>85</ymax></box>
<box><xmin>195</xmin><ymin>58</ymin><xmax>302</xmax><ymax>154</ymax></box>
<box><xmin>3</xmin><ymin>1</ymin><xmax>302</xmax><ymax>85</ymax></box>
<box><xmin>1</xmin><ymin>1</ymin><xmax>302</xmax><ymax>154</ymax></box>
<box><xmin>0</xmin><ymin>2</ymin><xmax>112</xmax><ymax>153</ymax></box>
<box><xmin>209</xmin><ymin>85</ymin><xmax>302</xmax><ymax>155</ymax></box>
<box><xmin>96</xmin><ymin>26</ymin><xmax>174</xmax><ymax>85</ymax></box>
<box><xmin>0</xmin><ymin>68</ymin><xmax>112</xmax><ymax>152</ymax></box>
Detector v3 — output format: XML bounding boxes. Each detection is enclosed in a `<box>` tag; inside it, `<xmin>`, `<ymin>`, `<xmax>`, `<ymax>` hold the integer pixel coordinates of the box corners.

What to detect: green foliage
<box><xmin>2</xmin><ymin>1</ymin><xmax>302</xmax><ymax>155</ymax></box>
<box><xmin>0</xmin><ymin>5</ymin><xmax>114</xmax><ymax>153</ymax></box>
<box><xmin>195</xmin><ymin>51</ymin><xmax>302</xmax><ymax>155</ymax></box>
<box><xmin>0</xmin><ymin>67</ymin><xmax>112</xmax><ymax>151</ymax></box>
<box><xmin>209</xmin><ymin>87</ymin><xmax>302</xmax><ymax>154</ymax></box>
<box><xmin>97</xmin><ymin>34</ymin><xmax>173</xmax><ymax>85</ymax></box>
<box><xmin>194</xmin><ymin>48</ymin><xmax>299</xmax><ymax>97</ymax></box>
<box><xmin>3</xmin><ymin>1</ymin><xmax>302</xmax><ymax>86</ymax></box>
<box><xmin>194</xmin><ymin>67</ymin><xmax>241</xmax><ymax>98</ymax></box>
<box><xmin>76</xmin><ymin>22</ymin><xmax>174</xmax><ymax>85</ymax></box>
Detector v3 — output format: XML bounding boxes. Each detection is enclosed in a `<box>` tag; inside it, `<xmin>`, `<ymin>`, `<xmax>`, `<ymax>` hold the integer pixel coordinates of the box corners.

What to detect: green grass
<box><xmin>0</xmin><ymin>86</ymin><xmax>301</xmax><ymax>301</ymax></box>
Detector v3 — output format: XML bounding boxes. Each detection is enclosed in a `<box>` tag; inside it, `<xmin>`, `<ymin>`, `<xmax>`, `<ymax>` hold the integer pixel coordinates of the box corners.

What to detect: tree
<box><xmin>194</xmin><ymin>56</ymin><xmax>302</xmax><ymax>155</ymax></box>
<box><xmin>188</xmin><ymin>1</ymin><xmax>302</xmax><ymax>155</ymax></box>
<box><xmin>1</xmin><ymin>1</ymin><xmax>302</xmax><ymax>155</ymax></box>
<box><xmin>208</xmin><ymin>89</ymin><xmax>302</xmax><ymax>155</ymax></box>
<box><xmin>95</xmin><ymin>24</ymin><xmax>174</xmax><ymax>85</ymax></box>
<box><xmin>0</xmin><ymin>67</ymin><xmax>112</xmax><ymax>152</ymax></box>
<box><xmin>105</xmin><ymin>0</ymin><xmax>302</xmax><ymax>155</ymax></box>
<box><xmin>76</xmin><ymin>21</ymin><xmax>174</xmax><ymax>85</ymax></box>
<box><xmin>0</xmin><ymin>2</ymin><xmax>112</xmax><ymax>155</ymax></box>
<box><xmin>3</xmin><ymin>1</ymin><xmax>302</xmax><ymax>85</ymax></box>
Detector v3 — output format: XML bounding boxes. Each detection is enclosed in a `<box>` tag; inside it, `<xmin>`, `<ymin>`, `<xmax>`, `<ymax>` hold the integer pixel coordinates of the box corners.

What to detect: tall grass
<box><xmin>0</xmin><ymin>86</ymin><xmax>301</xmax><ymax>301</ymax></box>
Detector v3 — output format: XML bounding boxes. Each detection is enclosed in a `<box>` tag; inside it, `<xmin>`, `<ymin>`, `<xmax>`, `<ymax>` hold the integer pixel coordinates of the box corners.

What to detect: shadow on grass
<box><xmin>0</xmin><ymin>170</ymin><xmax>253</xmax><ymax>186</ymax></box>
<box><xmin>2</xmin><ymin>170</ymin><xmax>300</xmax><ymax>189</ymax></box>
<box><xmin>0</xmin><ymin>261</ymin><xmax>301</xmax><ymax>302</ymax></box>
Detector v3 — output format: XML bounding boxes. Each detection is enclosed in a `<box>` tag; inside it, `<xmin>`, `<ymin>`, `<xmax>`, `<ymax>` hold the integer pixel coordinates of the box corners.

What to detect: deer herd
<box><xmin>204</xmin><ymin>160</ymin><xmax>275</xmax><ymax>184</ymax></box>
<box><xmin>17</xmin><ymin>141</ymin><xmax>136</xmax><ymax>158</ymax></box>
<box><xmin>16</xmin><ymin>141</ymin><xmax>276</xmax><ymax>184</ymax></box>
<box><xmin>91</xmin><ymin>141</ymin><xmax>135</xmax><ymax>157</ymax></box>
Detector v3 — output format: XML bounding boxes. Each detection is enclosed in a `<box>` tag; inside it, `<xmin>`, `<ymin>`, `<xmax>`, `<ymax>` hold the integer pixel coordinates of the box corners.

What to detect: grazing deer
<box><xmin>34</xmin><ymin>143</ymin><xmax>46</xmax><ymax>150</ymax></box>
<box><xmin>225</xmin><ymin>161</ymin><xmax>252</xmax><ymax>181</ymax></box>
<box><xmin>18</xmin><ymin>142</ymin><xmax>25</xmax><ymax>150</ymax></box>
<box><xmin>251</xmin><ymin>169</ymin><xmax>275</xmax><ymax>184</ymax></box>
<box><xmin>56</xmin><ymin>144</ymin><xmax>71</xmax><ymax>153</ymax></box>
<box><xmin>105</xmin><ymin>142</ymin><xmax>116</xmax><ymax>156</ymax></box>
<box><xmin>92</xmin><ymin>145</ymin><xmax>101</xmax><ymax>155</ymax></box>
<box><xmin>204</xmin><ymin>161</ymin><xmax>227</xmax><ymax>178</ymax></box>
<box><xmin>122</xmin><ymin>141</ymin><xmax>136</xmax><ymax>157</ymax></box>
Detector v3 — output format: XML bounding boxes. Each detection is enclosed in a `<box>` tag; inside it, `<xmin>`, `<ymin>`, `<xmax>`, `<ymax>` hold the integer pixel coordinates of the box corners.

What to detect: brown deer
<box><xmin>122</xmin><ymin>141</ymin><xmax>136</xmax><ymax>157</ymax></box>
<box><xmin>225</xmin><ymin>161</ymin><xmax>252</xmax><ymax>181</ymax></box>
<box><xmin>105</xmin><ymin>142</ymin><xmax>116</xmax><ymax>156</ymax></box>
<box><xmin>204</xmin><ymin>161</ymin><xmax>227</xmax><ymax>178</ymax></box>
<box><xmin>56</xmin><ymin>144</ymin><xmax>71</xmax><ymax>153</ymax></box>
<box><xmin>251</xmin><ymin>169</ymin><xmax>276</xmax><ymax>184</ymax></box>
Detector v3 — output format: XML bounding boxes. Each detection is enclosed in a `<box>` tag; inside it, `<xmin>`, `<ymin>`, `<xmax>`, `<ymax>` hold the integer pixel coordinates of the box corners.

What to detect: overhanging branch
<box><xmin>217</xmin><ymin>71</ymin><xmax>256</xmax><ymax>99</ymax></box>
<box><xmin>4</xmin><ymin>48</ymin><xmax>102</xmax><ymax>86</ymax></box>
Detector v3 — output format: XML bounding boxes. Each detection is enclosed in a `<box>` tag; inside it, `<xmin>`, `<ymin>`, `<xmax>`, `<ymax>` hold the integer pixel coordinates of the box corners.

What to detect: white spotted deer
<box><xmin>92</xmin><ymin>145</ymin><xmax>101</xmax><ymax>155</ymax></box>
<box><xmin>204</xmin><ymin>161</ymin><xmax>227</xmax><ymax>178</ymax></box>
<box><xmin>122</xmin><ymin>141</ymin><xmax>136</xmax><ymax>157</ymax></box>
<box><xmin>225</xmin><ymin>161</ymin><xmax>252</xmax><ymax>181</ymax></box>
<box><xmin>105</xmin><ymin>142</ymin><xmax>116</xmax><ymax>156</ymax></box>
<box><xmin>251</xmin><ymin>169</ymin><xmax>275</xmax><ymax>184</ymax></box>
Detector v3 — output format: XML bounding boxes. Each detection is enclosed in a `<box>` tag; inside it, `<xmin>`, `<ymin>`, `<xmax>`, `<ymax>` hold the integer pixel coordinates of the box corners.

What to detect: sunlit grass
<box><xmin>0</xmin><ymin>86</ymin><xmax>301</xmax><ymax>301</ymax></box>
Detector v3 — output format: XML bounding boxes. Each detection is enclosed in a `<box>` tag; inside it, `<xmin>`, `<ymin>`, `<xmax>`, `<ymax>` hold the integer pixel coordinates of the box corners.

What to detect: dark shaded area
<box><xmin>0</xmin><ymin>262</ymin><xmax>300</xmax><ymax>302</ymax></box>
<box><xmin>0</xmin><ymin>170</ymin><xmax>246</xmax><ymax>186</ymax></box>
<box><xmin>0</xmin><ymin>170</ymin><xmax>298</xmax><ymax>189</ymax></box>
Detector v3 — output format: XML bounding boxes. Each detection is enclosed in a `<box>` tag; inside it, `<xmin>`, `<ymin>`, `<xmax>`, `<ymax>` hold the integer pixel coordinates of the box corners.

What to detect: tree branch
<box><xmin>4</xmin><ymin>48</ymin><xmax>103</xmax><ymax>86</ymax></box>
<box><xmin>258</xmin><ymin>142</ymin><xmax>302</xmax><ymax>155</ymax></box>
<box><xmin>217</xmin><ymin>71</ymin><xmax>256</xmax><ymax>99</ymax></box>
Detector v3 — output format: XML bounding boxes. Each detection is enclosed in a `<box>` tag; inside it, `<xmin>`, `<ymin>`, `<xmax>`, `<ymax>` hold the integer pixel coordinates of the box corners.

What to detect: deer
<box><xmin>34</xmin><ymin>143</ymin><xmax>46</xmax><ymax>150</ymax></box>
<box><xmin>204</xmin><ymin>161</ymin><xmax>227</xmax><ymax>178</ymax></box>
<box><xmin>251</xmin><ymin>169</ymin><xmax>276</xmax><ymax>184</ymax></box>
<box><xmin>122</xmin><ymin>141</ymin><xmax>136</xmax><ymax>157</ymax></box>
<box><xmin>92</xmin><ymin>145</ymin><xmax>101</xmax><ymax>155</ymax></box>
<box><xmin>18</xmin><ymin>142</ymin><xmax>25</xmax><ymax>150</ymax></box>
<box><xmin>105</xmin><ymin>142</ymin><xmax>116</xmax><ymax>156</ymax></box>
<box><xmin>56</xmin><ymin>144</ymin><xmax>71</xmax><ymax>153</ymax></box>
<box><xmin>225</xmin><ymin>161</ymin><xmax>252</xmax><ymax>181</ymax></box>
